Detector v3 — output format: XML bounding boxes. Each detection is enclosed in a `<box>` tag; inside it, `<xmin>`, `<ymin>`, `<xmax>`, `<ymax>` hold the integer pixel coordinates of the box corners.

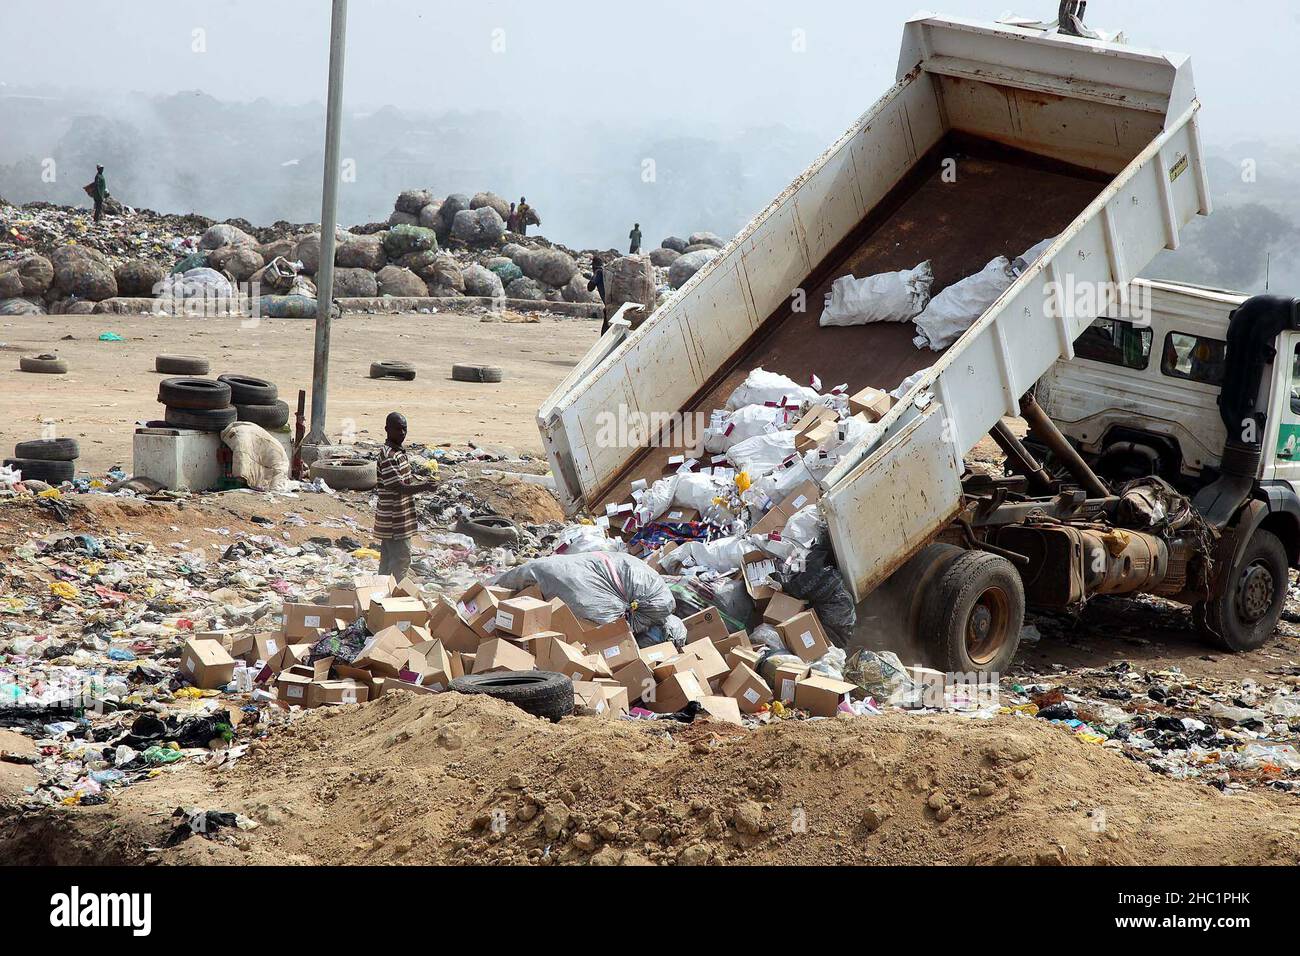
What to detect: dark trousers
<box><xmin>93</xmin><ymin>200</ymin><xmax>103</xmax><ymax>222</ymax></box>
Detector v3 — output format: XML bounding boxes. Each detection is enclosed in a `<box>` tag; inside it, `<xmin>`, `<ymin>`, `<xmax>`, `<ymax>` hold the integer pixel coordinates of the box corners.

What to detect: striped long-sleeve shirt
<box><xmin>374</xmin><ymin>445</ymin><xmax>420</xmax><ymax>540</ymax></box>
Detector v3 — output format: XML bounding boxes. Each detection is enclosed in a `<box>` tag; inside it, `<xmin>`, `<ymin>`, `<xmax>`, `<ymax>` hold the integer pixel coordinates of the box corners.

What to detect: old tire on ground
<box><xmin>158</xmin><ymin>377</ymin><xmax>232</xmax><ymax>410</ymax></box>
<box><xmin>449</xmin><ymin>671</ymin><xmax>574</xmax><ymax>722</ymax></box>
<box><xmin>13</xmin><ymin>438</ymin><xmax>80</xmax><ymax>461</ymax></box>
<box><xmin>1195</xmin><ymin>528</ymin><xmax>1288</xmax><ymax>652</ymax></box>
<box><xmin>309</xmin><ymin>457</ymin><xmax>377</xmax><ymax>490</ymax></box>
<box><xmin>235</xmin><ymin>400</ymin><xmax>290</xmax><ymax>430</ymax></box>
<box><xmin>454</xmin><ymin>514</ymin><xmax>521</xmax><ymax>548</ymax></box>
<box><xmin>451</xmin><ymin>363</ymin><xmax>503</xmax><ymax>383</ymax></box>
<box><xmin>918</xmin><ymin>550</ymin><xmax>1024</xmax><ymax>675</ymax></box>
<box><xmin>369</xmin><ymin>361</ymin><xmax>416</xmax><ymax>381</ymax></box>
<box><xmin>163</xmin><ymin>405</ymin><xmax>238</xmax><ymax>432</ymax></box>
<box><xmin>218</xmin><ymin>373</ymin><xmax>278</xmax><ymax>405</ymax></box>
<box><xmin>155</xmin><ymin>354</ymin><xmax>209</xmax><ymax>375</ymax></box>
<box><xmin>4</xmin><ymin>457</ymin><xmax>75</xmax><ymax>484</ymax></box>
<box><xmin>19</xmin><ymin>354</ymin><xmax>67</xmax><ymax>374</ymax></box>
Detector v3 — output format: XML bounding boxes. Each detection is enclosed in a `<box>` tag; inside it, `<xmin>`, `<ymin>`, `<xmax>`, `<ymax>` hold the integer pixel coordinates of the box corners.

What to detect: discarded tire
<box><xmin>155</xmin><ymin>354</ymin><xmax>210</xmax><ymax>375</ymax></box>
<box><xmin>19</xmin><ymin>354</ymin><xmax>67</xmax><ymax>374</ymax></box>
<box><xmin>235</xmin><ymin>400</ymin><xmax>290</xmax><ymax>430</ymax></box>
<box><xmin>455</xmin><ymin>514</ymin><xmax>521</xmax><ymax>548</ymax></box>
<box><xmin>451</xmin><ymin>363</ymin><xmax>504</xmax><ymax>383</ymax></box>
<box><xmin>163</xmin><ymin>405</ymin><xmax>238</xmax><ymax>432</ymax></box>
<box><xmin>218</xmin><ymin>373</ymin><xmax>278</xmax><ymax>405</ymax></box>
<box><xmin>309</xmin><ymin>457</ymin><xmax>377</xmax><ymax>490</ymax></box>
<box><xmin>13</xmin><ymin>438</ymin><xmax>80</xmax><ymax>462</ymax></box>
<box><xmin>450</xmin><ymin>671</ymin><xmax>574</xmax><ymax>722</ymax></box>
<box><xmin>158</xmin><ymin>377</ymin><xmax>232</xmax><ymax>410</ymax></box>
<box><xmin>4</xmin><ymin>457</ymin><xmax>75</xmax><ymax>484</ymax></box>
<box><xmin>370</xmin><ymin>360</ymin><xmax>416</xmax><ymax>381</ymax></box>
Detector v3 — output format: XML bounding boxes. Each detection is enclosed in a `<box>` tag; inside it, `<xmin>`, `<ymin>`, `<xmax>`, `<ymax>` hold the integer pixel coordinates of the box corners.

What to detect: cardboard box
<box><xmin>493</xmin><ymin>596</ymin><xmax>553</xmax><ymax>638</ymax></box>
<box><xmin>366</xmin><ymin>596</ymin><xmax>430</xmax><ymax>636</ymax></box>
<box><xmin>750</xmin><ymin>504</ymin><xmax>790</xmax><ymax>536</ymax></box>
<box><xmin>741</xmin><ymin>551</ymin><xmax>778</xmax><ymax>602</ymax></box>
<box><xmin>514</xmin><ymin>583</ymin><xmax>544</xmax><ymax>601</ymax></box>
<box><xmin>600</xmin><ymin>683</ymin><xmax>630</xmax><ymax>717</ymax></box>
<box><xmin>286</xmin><ymin>658</ymin><xmax>333</xmax><ymax>683</ymax></box>
<box><xmin>777</xmin><ymin>611</ymin><xmax>830</xmax><ymax>663</ymax></box>
<box><xmin>276</xmin><ymin>670</ymin><xmax>312</xmax><ymax>706</ymax></box>
<box><xmin>715</xmin><ymin>631</ymin><xmax>751</xmax><ymax>656</ymax></box>
<box><xmin>681</xmin><ymin>637</ymin><xmax>730</xmax><ymax>684</ymax></box>
<box><xmin>722</xmin><ymin>662</ymin><xmax>772</xmax><ymax>714</ymax></box>
<box><xmin>778</xmin><ymin>479</ymin><xmax>821</xmax><ymax>514</ymax></box>
<box><xmin>334</xmin><ymin>663</ymin><xmax>385</xmax><ymax>698</ymax></box>
<box><xmin>726</xmin><ymin>645</ymin><xmax>762</xmax><ymax>671</ymax></box>
<box><xmin>308</xmin><ymin>678</ymin><xmax>370</xmax><ymax>707</ymax></box>
<box><xmin>762</xmin><ymin>591</ymin><xmax>807</xmax><ymax>626</ymax></box>
<box><xmin>283</xmin><ymin>602</ymin><xmax>351</xmax><ymax>640</ymax></box>
<box><xmin>179</xmin><ymin>638</ymin><xmax>237</xmax><ymax>690</ymax></box>
<box><xmin>273</xmin><ymin>643</ymin><xmax>312</xmax><ymax>674</ymax></box>
<box><xmin>697</xmin><ymin>695</ymin><xmax>743</xmax><ymax>726</ymax></box>
<box><xmin>772</xmin><ymin>660</ymin><xmax>810</xmax><ymax>703</ymax></box>
<box><xmin>547</xmin><ymin>599</ymin><xmax>585</xmax><ymax>643</ymax></box>
<box><xmin>472</xmin><ymin>638</ymin><xmax>536</xmax><ymax>674</ymax></box>
<box><xmin>906</xmin><ymin>666</ymin><xmax>947</xmax><ymax>708</ymax></box>
<box><xmin>535</xmin><ymin>635</ymin><xmax>598</xmax><ymax>683</ymax></box>
<box><xmin>328</xmin><ymin>574</ymin><xmax>396</xmax><ymax>616</ymax></box>
<box><xmin>581</xmin><ymin>621</ymin><xmax>639</xmax><ymax>671</ymax></box>
<box><xmin>612</xmin><ymin>658</ymin><xmax>656</xmax><ymax>704</ymax></box>
<box><xmin>661</xmin><ymin>507</ymin><xmax>700</xmax><ymax>524</ymax></box>
<box><xmin>646</xmin><ymin>671</ymin><xmax>706</xmax><ymax>714</ymax></box>
<box><xmin>795</xmin><ymin>674</ymin><xmax>858</xmax><ymax>717</ymax></box>
<box><xmin>405</xmin><ymin>639</ymin><xmax>456</xmax><ymax>691</ymax></box>
<box><xmin>800</xmin><ymin>418</ymin><xmax>839</xmax><ymax>451</ymax></box>
<box><xmin>428</xmin><ymin>598</ymin><xmax>481</xmax><ymax>653</ymax></box>
<box><xmin>848</xmin><ymin>386</ymin><xmax>895</xmax><ymax>422</ymax></box>
<box><xmin>637</xmin><ymin>641</ymin><xmax>678</xmax><ymax>667</ymax></box>
<box><xmin>391</xmin><ymin>576</ymin><xmax>422</xmax><ymax>598</ymax></box>
<box><xmin>352</xmin><ymin>626</ymin><xmax>414</xmax><ymax>677</ymax></box>
<box><xmin>681</xmin><ymin>607</ymin><xmax>729</xmax><ymax>644</ymax></box>
<box><xmin>457</xmin><ymin>583</ymin><xmax>501</xmax><ymax>639</ymax></box>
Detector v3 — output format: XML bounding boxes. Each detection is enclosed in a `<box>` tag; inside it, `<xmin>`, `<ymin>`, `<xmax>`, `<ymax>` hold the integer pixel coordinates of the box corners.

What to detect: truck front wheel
<box><xmin>1196</xmin><ymin>528</ymin><xmax>1289</xmax><ymax>652</ymax></box>
<box><xmin>918</xmin><ymin>551</ymin><xmax>1025</xmax><ymax>675</ymax></box>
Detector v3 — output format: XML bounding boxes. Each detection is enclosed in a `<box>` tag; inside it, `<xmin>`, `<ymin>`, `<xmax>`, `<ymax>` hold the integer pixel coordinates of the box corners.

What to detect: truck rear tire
<box><xmin>1196</xmin><ymin>528</ymin><xmax>1288</xmax><ymax>652</ymax></box>
<box><xmin>918</xmin><ymin>550</ymin><xmax>1024</xmax><ymax>674</ymax></box>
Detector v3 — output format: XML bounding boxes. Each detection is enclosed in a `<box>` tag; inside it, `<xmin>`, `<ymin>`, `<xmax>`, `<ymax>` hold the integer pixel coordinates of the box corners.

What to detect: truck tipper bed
<box><xmin>538</xmin><ymin>14</ymin><xmax>1210</xmax><ymax>608</ymax></box>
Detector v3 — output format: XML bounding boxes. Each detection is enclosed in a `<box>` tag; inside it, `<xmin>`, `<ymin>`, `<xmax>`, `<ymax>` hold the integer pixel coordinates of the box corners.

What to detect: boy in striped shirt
<box><xmin>375</xmin><ymin>412</ymin><xmax>436</xmax><ymax>579</ymax></box>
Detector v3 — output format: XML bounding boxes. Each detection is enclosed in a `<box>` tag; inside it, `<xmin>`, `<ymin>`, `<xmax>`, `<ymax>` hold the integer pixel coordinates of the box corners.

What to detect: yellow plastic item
<box><xmin>735</xmin><ymin>471</ymin><xmax>752</xmax><ymax>493</ymax></box>
<box><xmin>36</xmin><ymin>488</ymin><xmax>62</xmax><ymax>499</ymax></box>
<box><xmin>351</xmin><ymin>547</ymin><xmax>380</xmax><ymax>560</ymax></box>
<box><xmin>49</xmin><ymin>581</ymin><xmax>80</xmax><ymax>600</ymax></box>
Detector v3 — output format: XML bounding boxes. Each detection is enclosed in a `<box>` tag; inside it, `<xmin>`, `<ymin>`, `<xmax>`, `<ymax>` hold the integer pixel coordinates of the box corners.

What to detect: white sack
<box><xmin>728</xmin><ymin>430</ymin><xmax>797</xmax><ymax>478</ymax></box>
<box><xmin>912</xmin><ymin>256</ymin><xmax>1015</xmax><ymax>351</ymax></box>
<box><xmin>659</xmin><ymin>535</ymin><xmax>750</xmax><ymax>575</ymax></box>
<box><xmin>221</xmin><ymin>422</ymin><xmax>290</xmax><ymax>492</ymax></box>
<box><xmin>820</xmin><ymin>260</ymin><xmax>933</xmax><ymax>327</ymax></box>
<box><xmin>1013</xmin><ymin>236</ymin><xmax>1056</xmax><ymax>275</ymax></box>
<box><xmin>703</xmin><ymin>404</ymin><xmax>791</xmax><ymax>453</ymax></box>
<box><xmin>725</xmin><ymin>368</ymin><xmax>820</xmax><ymax>411</ymax></box>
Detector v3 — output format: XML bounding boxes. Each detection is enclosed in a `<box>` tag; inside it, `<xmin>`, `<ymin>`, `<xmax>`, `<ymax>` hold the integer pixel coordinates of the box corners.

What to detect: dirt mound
<box><xmin>462</xmin><ymin>474</ymin><xmax>565</xmax><ymax>525</ymax></box>
<box><xmin>8</xmin><ymin>692</ymin><xmax>1300</xmax><ymax>866</ymax></box>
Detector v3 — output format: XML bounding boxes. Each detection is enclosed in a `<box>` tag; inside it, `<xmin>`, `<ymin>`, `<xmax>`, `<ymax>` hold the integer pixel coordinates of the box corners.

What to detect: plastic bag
<box><xmin>493</xmin><ymin>551</ymin><xmax>674</xmax><ymax>633</ymax></box>
<box><xmin>668</xmin><ymin>577</ymin><xmax>752</xmax><ymax>633</ymax></box>
<box><xmin>801</xmin><ymin>416</ymin><xmax>883</xmax><ymax>480</ymax></box>
<box><xmin>703</xmin><ymin>404</ymin><xmax>790</xmax><ymax>454</ymax></box>
<box><xmin>554</xmin><ymin>523</ymin><xmax>624</xmax><ymax>554</ymax></box>
<box><xmin>659</xmin><ymin>535</ymin><xmax>749</xmax><ymax>575</ymax></box>
<box><xmin>843</xmin><ymin>648</ymin><xmax>914</xmax><ymax>702</ymax></box>
<box><xmin>820</xmin><ymin>260</ymin><xmax>933</xmax><ymax>326</ymax></box>
<box><xmin>728</xmin><ymin>431</ymin><xmax>796</xmax><ymax>478</ymax></box>
<box><xmin>1012</xmin><ymin>237</ymin><xmax>1055</xmax><ymax>275</ymax></box>
<box><xmin>774</xmin><ymin>545</ymin><xmax>856</xmax><ymax>646</ymax></box>
<box><xmin>889</xmin><ymin>368</ymin><xmax>929</xmax><ymax>400</ymax></box>
<box><xmin>673</xmin><ymin>472</ymin><xmax>733</xmax><ymax>518</ymax></box>
<box><xmin>808</xmin><ymin>646</ymin><xmax>847</xmax><ymax>680</ymax></box>
<box><xmin>912</xmin><ymin>256</ymin><xmax>1015</xmax><ymax>351</ymax></box>
<box><xmin>725</xmin><ymin>368</ymin><xmax>820</xmax><ymax>411</ymax></box>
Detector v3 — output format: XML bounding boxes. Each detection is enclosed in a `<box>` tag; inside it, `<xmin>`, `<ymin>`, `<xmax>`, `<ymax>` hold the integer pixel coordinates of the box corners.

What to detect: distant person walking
<box><xmin>85</xmin><ymin>165</ymin><xmax>108</xmax><ymax>222</ymax></box>
<box><xmin>628</xmin><ymin>223</ymin><xmax>642</xmax><ymax>254</ymax></box>
<box><xmin>589</xmin><ymin>257</ymin><xmax>611</xmax><ymax>333</ymax></box>
<box><xmin>374</xmin><ymin>411</ymin><xmax>436</xmax><ymax>580</ymax></box>
<box><xmin>516</xmin><ymin>196</ymin><xmax>540</xmax><ymax>236</ymax></box>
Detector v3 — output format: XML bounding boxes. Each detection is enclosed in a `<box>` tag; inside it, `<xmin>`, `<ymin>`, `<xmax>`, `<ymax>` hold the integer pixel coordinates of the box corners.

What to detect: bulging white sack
<box><xmin>820</xmin><ymin>260</ymin><xmax>933</xmax><ymax>327</ymax></box>
<box><xmin>912</xmin><ymin>256</ymin><xmax>1015</xmax><ymax>351</ymax></box>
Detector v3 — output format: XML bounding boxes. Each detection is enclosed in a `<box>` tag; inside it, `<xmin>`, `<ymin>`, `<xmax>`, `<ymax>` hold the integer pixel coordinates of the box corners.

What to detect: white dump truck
<box><xmin>538</xmin><ymin>14</ymin><xmax>1300</xmax><ymax>672</ymax></box>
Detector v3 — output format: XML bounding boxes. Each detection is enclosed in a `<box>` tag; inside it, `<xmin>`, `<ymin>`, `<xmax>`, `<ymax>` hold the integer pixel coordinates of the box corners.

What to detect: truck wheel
<box><xmin>918</xmin><ymin>550</ymin><xmax>1024</xmax><ymax>674</ymax></box>
<box><xmin>450</xmin><ymin>671</ymin><xmax>574</xmax><ymax>722</ymax></box>
<box><xmin>1197</xmin><ymin>529</ymin><xmax>1288</xmax><ymax>652</ymax></box>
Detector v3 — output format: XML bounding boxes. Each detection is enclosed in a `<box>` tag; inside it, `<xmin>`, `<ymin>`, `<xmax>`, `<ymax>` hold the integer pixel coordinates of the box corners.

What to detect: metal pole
<box><xmin>308</xmin><ymin>0</ymin><xmax>348</xmax><ymax>444</ymax></box>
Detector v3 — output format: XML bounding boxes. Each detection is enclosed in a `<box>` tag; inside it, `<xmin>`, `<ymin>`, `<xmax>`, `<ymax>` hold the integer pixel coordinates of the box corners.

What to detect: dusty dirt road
<box><xmin>0</xmin><ymin>310</ymin><xmax>598</xmax><ymax>473</ymax></box>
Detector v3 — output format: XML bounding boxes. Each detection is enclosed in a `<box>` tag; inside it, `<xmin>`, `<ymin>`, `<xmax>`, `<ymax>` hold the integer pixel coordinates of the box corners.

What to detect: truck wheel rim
<box><xmin>1238</xmin><ymin>563</ymin><xmax>1274</xmax><ymax>624</ymax></box>
<box><xmin>966</xmin><ymin>587</ymin><xmax>1010</xmax><ymax>666</ymax></box>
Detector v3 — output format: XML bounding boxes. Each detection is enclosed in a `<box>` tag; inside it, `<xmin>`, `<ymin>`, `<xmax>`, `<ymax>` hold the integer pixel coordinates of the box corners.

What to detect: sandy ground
<box><xmin>0</xmin><ymin>310</ymin><xmax>599</xmax><ymax>473</ymax></box>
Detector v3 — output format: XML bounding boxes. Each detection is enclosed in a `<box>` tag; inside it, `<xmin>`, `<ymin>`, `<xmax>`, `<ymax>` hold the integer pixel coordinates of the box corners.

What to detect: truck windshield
<box><xmin>1160</xmin><ymin>331</ymin><xmax>1226</xmax><ymax>386</ymax></box>
<box><xmin>1075</xmin><ymin>318</ymin><xmax>1152</xmax><ymax>370</ymax></box>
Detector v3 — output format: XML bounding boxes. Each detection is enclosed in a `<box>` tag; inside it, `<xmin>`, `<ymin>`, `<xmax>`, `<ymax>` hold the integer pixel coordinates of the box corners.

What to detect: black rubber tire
<box><xmin>451</xmin><ymin>363</ymin><xmax>503</xmax><ymax>383</ymax></box>
<box><xmin>308</xmin><ymin>457</ymin><xmax>377</xmax><ymax>490</ymax></box>
<box><xmin>164</xmin><ymin>404</ymin><xmax>238</xmax><ymax>432</ymax></box>
<box><xmin>19</xmin><ymin>354</ymin><xmax>67</xmax><ymax>374</ymax></box>
<box><xmin>918</xmin><ymin>550</ymin><xmax>1025</xmax><ymax>675</ymax></box>
<box><xmin>454</xmin><ymin>514</ymin><xmax>521</xmax><ymax>548</ymax></box>
<box><xmin>13</xmin><ymin>438</ymin><xmax>80</xmax><ymax>462</ymax></box>
<box><xmin>370</xmin><ymin>361</ymin><xmax>416</xmax><ymax>381</ymax></box>
<box><xmin>157</xmin><ymin>377</ymin><xmax>232</xmax><ymax>410</ymax></box>
<box><xmin>155</xmin><ymin>354</ymin><xmax>209</xmax><ymax>375</ymax></box>
<box><xmin>4</xmin><ymin>457</ymin><xmax>75</xmax><ymax>484</ymax></box>
<box><xmin>235</xmin><ymin>400</ymin><xmax>290</xmax><ymax>430</ymax></box>
<box><xmin>218</xmin><ymin>373</ymin><xmax>278</xmax><ymax>405</ymax></box>
<box><xmin>450</xmin><ymin>671</ymin><xmax>574</xmax><ymax>722</ymax></box>
<box><xmin>1196</xmin><ymin>529</ymin><xmax>1288</xmax><ymax>652</ymax></box>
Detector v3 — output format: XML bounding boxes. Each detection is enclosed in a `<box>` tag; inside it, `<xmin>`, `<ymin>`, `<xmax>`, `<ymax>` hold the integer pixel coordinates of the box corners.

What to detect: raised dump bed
<box><xmin>539</xmin><ymin>13</ymin><xmax>1209</xmax><ymax>601</ymax></box>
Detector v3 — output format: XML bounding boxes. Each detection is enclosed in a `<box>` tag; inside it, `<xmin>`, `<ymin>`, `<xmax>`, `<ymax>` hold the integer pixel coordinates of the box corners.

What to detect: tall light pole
<box><xmin>308</xmin><ymin>0</ymin><xmax>348</xmax><ymax>444</ymax></box>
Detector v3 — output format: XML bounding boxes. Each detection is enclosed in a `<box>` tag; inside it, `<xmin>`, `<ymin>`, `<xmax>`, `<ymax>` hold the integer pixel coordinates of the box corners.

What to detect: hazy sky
<box><xmin>1</xmin><ymin>0</ymin><xmax>1295</xmax><ymax>145</ymax></box>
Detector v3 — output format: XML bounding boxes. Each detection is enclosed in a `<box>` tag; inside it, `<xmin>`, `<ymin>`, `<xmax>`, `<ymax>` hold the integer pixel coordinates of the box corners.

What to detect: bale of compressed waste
<box><xmin>604</xmin><ymin>255</ymin><xmax>656</xmax><ymax>318</ymax></box>
<box><xmin>0</xmin><ymin>297</ymin><xmax>46</xmax><ymax>315</ymax></box>
<box><xmin>461</xmin><ymin>263</ymin><xmax>504</xmax><ymax>298</ymax></box>
<box><xmin>50</xmin><ymin>245</ymin><xmax>117</xmax><ymax>301</ymax></box>
<box><xmin>335</xmin><ymin>234</ymin><xmax>387</xmax><ymax>271</ymax></box>
<box><xmin>332</xmin><ymin>267</ymin><xmax>379</xmax><ymax>297</ymax></box>
<box><xmin>388</xmin><ymin>210</ymin><xmax>419</xmax><ymax>227</ymax></box>
<box><xmin>257</xmin><ymin>238</ymin><xmax>296</xmax><ymax>262</ymax></box>
<box><xmin>418</xmin><ymin>202</ymin><xmax>442</xmax><ymax>230</ymax></box>
<box><xmin>208</xmin><ymin>246</ymin><xmax>264</xmax><ymax>283</ymax></box>
<box><xmin>425</xmin><ymin>253</ymin><xmax>464</xmax><ymax>292</ymax></box>
<box><xmin>486</xmin><ymin>257</ymin><xmax>523</xmax><ymax>284</ymax></box>
<box><xmin>395</xmin><ymin>188</ymin><xmax>434</xmax><ymax>215</ymax></box>
<box><xmin>560</xmin><ymin>272</ymin><xmax>600</xmax><ymax>304</ymax></box>
<box><xmin>376</xmin><ymin>265</ymin><xmax>426</xmax><ymax>297</ymax></box>
<box><xmin>382</xmin><ymin>224</ymin><xmax>439</xmax><ymax>260</ymax></box>
<box><xmin>200</xmin><ymin>223</ymin><xmax>257</xmax><ymax>250</ymax></box>
<box><xmin>114</xmin><ymin>259</ymin><xmax>166</xmax><ymax>296</ymax></box>
<box><xmin>668</xmin><ymin>248</ymin><xmax>719</xmax><ymax>289</ymax></box>
<box><xmin>648</xmin><ymin>247</ymin><xmax>680</xmax><ymax>267</ymax></box>
<box><xmin>450</xmin><ymin>206</ymin><xmax>506</xmax><ymax>245</ymax></box>
<box><xmin>470</xmin><ymin>191</ymin><xmax>511</xmax><ymax>221</ymax></box>
<box><xmin>661</xmin><ymin>236</ymin><xmax>688</xmax><ymax>253</ymax></box>
<box><xmin>688</xmin><ymin>231</ymin><xmax>726</xmax><ymax>249</ymax></box>
<box><xmin>437</xmin><ymin>193</ymin><xmax>471</xmax><ymax>232</ymax></box>
<box><xmin>0</xmin><ymin>254</ymin><xmax>54</xmax><ymax>296</ymax></box>
<box><xmin>506</xmin><ymin>276</ymin><xmax>546</xmax><ymax>300</ymax></box>
<box><xmin>517</xmin><ymin>247</ymin><xmax>577</xmax><ymax>287</ymax></box>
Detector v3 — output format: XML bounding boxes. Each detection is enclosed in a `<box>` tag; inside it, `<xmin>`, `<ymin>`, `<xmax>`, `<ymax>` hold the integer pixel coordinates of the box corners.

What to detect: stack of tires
<box><xmin>218</xmin><ymin>374</ymin><xmax>290</xmax><ymax>430</ymax></box>
<box><xmin>4</xmin><ymin>438</ymin><xmax>79</xmax><ymax>486</ymax></box>
<box><xmin>158</xmin><ymin>377</ymin><xmax>237</xmax><ymax>432</ymax></box>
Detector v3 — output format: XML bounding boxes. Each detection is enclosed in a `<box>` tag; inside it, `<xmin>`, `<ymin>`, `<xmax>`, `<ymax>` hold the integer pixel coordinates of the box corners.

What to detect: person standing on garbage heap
<box><xmin>375</xmin><ymin>412</ymin><xmax>435</xmax><ymax>579</ymax></box>
<box><xmin>516</xmin><ymin>196</ymin><xmax>539</xmax><ymax>236</ymax></box>
<box><xmin>507</xmin><ymin>201</ymin><xmax>518</xmax><ymax>233</ymax></box>
<box><xmin>628</xmin><ymin>223</ymin><xmax>642</xmax><ymax>254</ymax></box>
<box><xmin>86</xmin><ymin>165</ymin><xmax>108</xmax><ymax>222</ymax></box>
